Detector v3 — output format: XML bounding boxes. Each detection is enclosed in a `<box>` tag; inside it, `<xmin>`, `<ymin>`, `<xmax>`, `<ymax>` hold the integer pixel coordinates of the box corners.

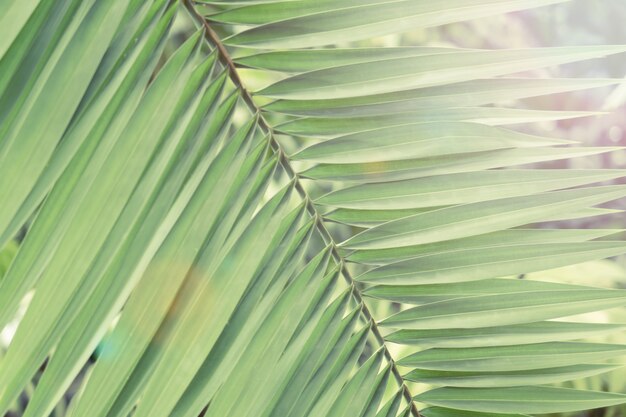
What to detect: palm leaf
<box><xmin>0</xmin><ymin>1</ymin><xmax>626</xmax><ymax>417</ymax></box>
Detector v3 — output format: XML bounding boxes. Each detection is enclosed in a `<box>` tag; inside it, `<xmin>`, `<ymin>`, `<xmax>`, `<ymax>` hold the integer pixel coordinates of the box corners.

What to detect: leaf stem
<box><xmin>182</xmin><ymin>1</ymin><xmax>421</xmax><ymax>415</ymax></box>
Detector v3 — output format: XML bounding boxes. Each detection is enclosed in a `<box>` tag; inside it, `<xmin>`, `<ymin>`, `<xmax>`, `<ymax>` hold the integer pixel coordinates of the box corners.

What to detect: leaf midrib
<box><xmin>182</xmin><ymin>1</ymin><xmax>420</xmax><ymax>415</ymax></box>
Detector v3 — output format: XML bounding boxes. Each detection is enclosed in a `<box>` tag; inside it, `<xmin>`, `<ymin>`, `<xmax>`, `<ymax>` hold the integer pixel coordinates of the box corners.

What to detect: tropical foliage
<box><xmin>2</xmin><ymin>1</ymin><xmax>626</xmax><ymax>416</ymax></box>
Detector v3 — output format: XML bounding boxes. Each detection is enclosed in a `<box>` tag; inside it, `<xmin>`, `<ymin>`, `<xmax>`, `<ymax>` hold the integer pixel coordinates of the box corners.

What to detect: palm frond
<box><xmin>0</xmin><ymin>1</ymin><xmax>625</xmax><ymax>417</ymax></box>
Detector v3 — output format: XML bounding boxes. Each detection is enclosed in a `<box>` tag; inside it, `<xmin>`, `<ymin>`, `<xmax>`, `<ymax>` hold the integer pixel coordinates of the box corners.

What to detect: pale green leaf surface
<box><xmin>318</xmin><ymin>349</ymin><xmax>387</xmax><ymax>417</ymax></box>
<box><xmin>0</xmin><ymin>30</ymin><xmax>206</xmax><ymax>414</ymax></box>
<box><xmin>0</xmin><ymin>1</ymin><xmax>129</xmax><ymax>248</ymax></box>
<box><xmin>0</xmin><ymin>14</ymin><xmax>197</xmax><ymax>332</ymax></box>
<box><xmin>404</xmin><ymin>364</ymin><xmax>622</xmax><ymax>387</ymax></box>
<box><xmin>167</xmin><ymin>215</ymin><xmax>314</xmax><ymax>417</ymax></box>
<box><xmin>0</xmin><ymin>0</ymin><xmax>71</xmax><ymax>126</ymax></box>
<box><xmin>318</xmin><ymin>170</ymin><xmax>625</xmax><ymax>210</ymax></box>
<box><xmin>293</xmin><ymin>122</ymin><xmax>571</xmax><ymax>164</ymax></box>
<box><xmin>329</xmin><ymin>207</ymin><xmax>623</xmax><ymax>228</ymax></box>
<box><xmin>375</xmin><ymin>391</ymin><xmax>404</xmax><ymax>417</ymax></box>
<box><xmin>381</xmin><ymin>290</ymin><xmax>626</xmax><ymax>329</ymax></box>
<box><xmin>275</xmin><ymin>108</ymin><xmax>600</xmax><ymax>137</ymax></box>
<box><xmin>364</xmin><ymin>278</ymin><xmax>605</xmax><ymax>304</ymax></box>
<box><xmin>21</xmin><ymin>54</ymin><xmax>229</xmax><ymax>417</ymax></box>
<box><xmin>273</xmin><ymin>310</ymin><xmax>366</xmax><ymax>417</ymax></box>
<box><xmin>326</xmin><ymin>207</ymin><xmax>442</xmax><ymax>228</ymax></box>
<box><xmin>357</xmin><ymin>242</ymin><xmax>626</xmax><ymax>284</ymax></box>
<box><xmin>0</xmin><ymin>0</ymin><xmax>43</xmax><ymax>61</ymax></box>
<box><xmin>421</xmin><ymin>407</ymin><xmax>529</xmax><ymax>417</ymax></box>
<box><xmin>0</xmin><ymin>0</ymin><xmax>174</xmax><ymax>249</ymax></box>
<box><xmin>125</xmin><ymin>185</ymin><xmax>297</xmax><ymax>417</ymax></box>
<box><xmin>265</xmin><ymin>78</ymin><xmax>622</xmax><ymax>117</ymax></box>
<box><xmin>258</xmin><ymin>47</ymin><xmax>626</xmax><ymax>100</ymax></box>
<box><xmin>254</xmin><ymin>297</ymin><xmax>360</xmax><ymax>417</ymax></box>
<box><xmin>342</xmin><ymin>186</ymin><xmax>626</xmax><ymax>249</ymax></box>
<box><xmin>308</xmin><ymin>348</ymin><xmax>385</xmax><ymax>417</ymax></box>
<box><xmin>224</xmin><ymin>0</ymin><xmax>570</xmax><ymax>48</ymax></box>
<box><xmin>200</xmin><ymin>251</ymin><xmax>337</xmax><ymax>417</ymax></box>
<box><xmin>288</xmin><ymin>324</ymin><xmax>371</xmax><ymax>417</ymax></box>
<box><xmin>387</xmin><ymin>322</ymin><xmax>626</xmax><ymax>349</ymax></box>
<box><xmin>399</xmin><ymin>342</ymin><xmax>626</xmax><ymax>371</ymax></box>
<box><xmin>64</xmin><ymin>118</ymin><xmax>266</xmax><ymax>417</ymax></box>
<box><xmin>236</xmin><ymin>47</ymin><xmax>459</xmax><ymax>72</ymax></box>
<box><xmin>105</xmin><ymin>146</ymin><xmax>278</xmax><ymax>417</ymax></box>
<box><xmin>302</xmin><ymin>147</ymin><xmax>622</xmax><ymax>183</ymax></box>
<box><xmin>416</xmin><ymin>386</ymin><xmax>626</xmax><ymax>414</ymax></box>
<box><xmin>348</xmin><ymin>229</ymin><xmax>621</xmax><ymax>265</ymax></box>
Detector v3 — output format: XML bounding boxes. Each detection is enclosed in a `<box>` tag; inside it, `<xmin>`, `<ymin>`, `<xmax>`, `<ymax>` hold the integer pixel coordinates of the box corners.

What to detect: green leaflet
<box><xmin>0</xmin><ymin>10</ymin><xmax>195</xmax><ymax>415</ymax></box>
<box><xmin>416</xmin><ymin>386</ymin><xmax>626</xmax><ymax>414</ymax></box>
<box><xmin>348</xmin><ymin>229</ymin><xmax>621</xmax><ymax>265</ymax></box>
<box><xmin>275</xmin><ymin>108</ymin><xmax>600</xmax><ymax>137</ymax></box>
<box><xmin>380</xmin><ymin>289</ymin><xmax>626</xmax><ymax>329</ymax></box>
<box><xmin>203</xmin><ymin>0</ymin><xmax>299</xmax><ymax>4</ymax></box>
<box><xmin>324</xmin><ymin>355</ymin><xmax>390</xmax><ymax>417</ymax></box>
<box><xmin>357</xmin><ymin>242</ymin><xmax>626</xmax><ymax>284</ymax></box>
<box><xmin>265</xmin><ymin>78</ymin><xmax>622</xmax><ymax>116</ymax></box>
<box><xmin>421</xmin><ymin>407</ymin><xmax>529</xmax><ymax>417</ymax></box>
<box><xmin>0</xmin><ymin>0</ymin><xmax>76</xmax><ymax>126</ymax></box>
<box><xmin>364</xmin><ymin>278</ymin><xmax>605</xmax><ymax>304</ymax></box>
<box><xmin>257</xmin><ymin>46</ymin><xmax>626</xmax><ymax>99</ymax></box>
<box><xmin>330</xmin><ymin>207</ymin><xmax>622</xmax><ymax>229</ymax></box>
<box><xmin>64</xmin><ymin>116</ymin><xmax>266</xmax><ymax>417</ymax></box>
<box><xmin>405</xmin><ymin>364</ymin><xmax>622</xmax><ymax>387</ymax></box>
<box><xmin>302</xmin><ymin>147</ymin><xmax>621</xmax><ymax>183</ymax></box>
<box><xmin>237</xmin><ymin>47</ymin><xmax>458</xmax><ymax>72</ymax></box>
<box><xmin>20</xmin><ymin>44</ymin><xmax>229</xmax><ymax>417</ymax></box>
<box><xmin>167</xmin><ymin>214</ymin><xmax>314</xmax><ymax>417</ymax></box>
<box><xmin>0</xmin><ymin>0</ymin><xmax>173</xmax><ymax>248</ymax></box>
<box><xmin>0</xmin><ymin>241</ymin><xmax>18</xmax><ymax>282</ymax></box>
<box><xmin>309</xmin><ymin>348</ymin><xmax>386</xmax><ymax>417</ymax></box>
<box><xmin>281</xmin><ymin>312</ymin><xmax>369</xmax><ymax>417</ymax></box>
<box><xmin>386</xmin><ymin>322</ymin><xmax>626</xmax><ymax>349</ymax></box>
<box><xmin>342</xmin><ymin>186</ymin><xmax>626</xmax><ymax>249</ymax></box>
<box><xmin>318</xmin><ymin>170</ymin><xmax>626</xmax><ymax>210</ymax></box>
<box><xmin>105</xmin><ymin>141</ymin><xmax>276</xmax><ymax>417</ymax></box>
<box><xmin>0</xmin><ymin>1</ymin><xmax>129</xmax><ymax>247</ymax></box>
<box><xmin>0</xmin><ymin>5</ymin><xmax>186</xmax><ymax>331</ymax></box>
<box><xmin>326</xmin><ymin>207</ymin><xmax>441</xmax><ymax>228</ymax></box>
<box><xmin>375</xmin><ymin>391</ymin><xmax>404</xmax><ymax>417</ymax></box>
<box><xmin>0</xmin><ymin>0</ymin><xmax>43</xmax><ymax>61</ymax></box>
<box><xmin>293</xmin><ymin>122</ymin><xmax>571</xmax><ymax>164</ymax></box>
<box><xmin>116</xmin><ymin>179</ymin><xmax>295</xmax><ymax>417</ymax></box>
<box><xmin>200</xmin><ymin>252</ymin><xmax>338</xmax><ymax>417</ymax></box>
<box><xmin>240</xmin><ymin>289</ymin><xmax>358</xmax><ymax>417</ymax></box>
<box><xmin>398</xmin><ymin>342</ymin><xmax>626</xmax><ymax>371</ymax></box>
<box><xmin>222</xmin><ymin>0</ymin><xmax>570</xmax><ymax>48</ymax></box>
<box><xmin>288</xmin><ymin>324</ymin><xmax>372</xmax><ymax>417</ymax></box>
